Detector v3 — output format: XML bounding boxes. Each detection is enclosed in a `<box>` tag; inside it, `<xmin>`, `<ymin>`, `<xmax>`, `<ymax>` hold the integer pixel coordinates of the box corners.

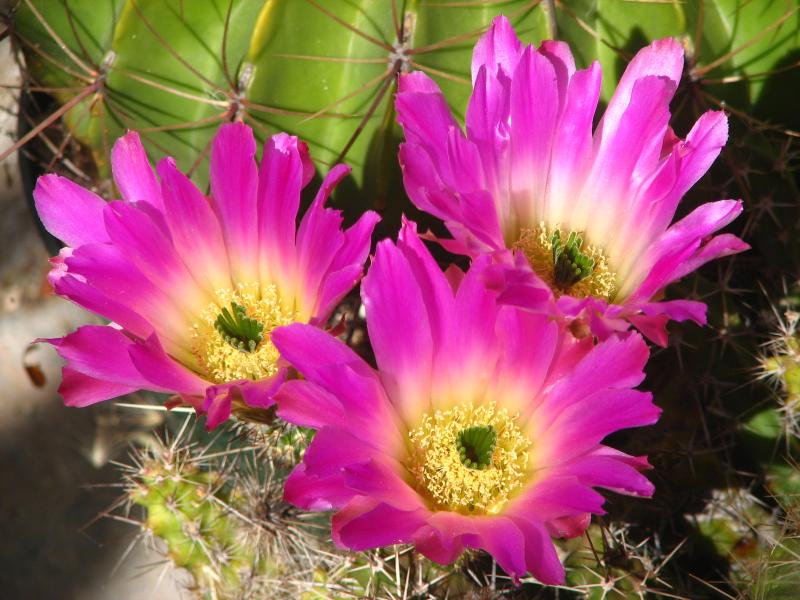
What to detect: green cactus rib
<box><xmin>13</xmin><ymin>0</ymin><xmax>799</xmax><ymax>203</ymax></box>
<box><xmin>11</xmin><ymin>0</ymin><xmax>546</xmax><ymax>190</ymax></box>
<box><xmin>132</xmin><ymin>463</ymin><xmax>264</xmax><ymax>596</ymax></box>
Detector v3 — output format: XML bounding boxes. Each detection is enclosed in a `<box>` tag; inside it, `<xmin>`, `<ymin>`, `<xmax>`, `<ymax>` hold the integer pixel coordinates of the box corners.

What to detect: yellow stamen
<box><xmin>514</xmin><ymin>222</ymin><xmax>618</xmax><ymax>300</ymax></box>
<box><xmin>407</xmin><ymin>403</ymin><xmax>531</xmax><ymax>514</ymax></box>
<box><xmin>191</xmin><ymin>282</ymin><xmax>296</xmax><ymax>383</ymax></box>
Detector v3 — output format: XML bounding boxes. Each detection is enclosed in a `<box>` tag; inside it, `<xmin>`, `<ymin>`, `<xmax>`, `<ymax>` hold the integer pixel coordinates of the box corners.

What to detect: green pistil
<box><xmin>213</xmin><ymin>302</ymin><xmax>264</xmax><ymax>353</ymax></box>
<box><xmin>552</xmin><ymin>229</ymin><xmax>595</xmax><ymax>290</ymax></box>
<box><xmin>456</xmin><ymin>425</ymin><xmax>497</xmax><ymax>470</ymax></box>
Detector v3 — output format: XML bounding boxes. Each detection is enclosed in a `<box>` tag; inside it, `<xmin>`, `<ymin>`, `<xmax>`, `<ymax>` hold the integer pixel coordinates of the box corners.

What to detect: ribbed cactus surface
<box><xmin>12</xmin><ymin>1</ymin><xmax>798</xmax><ymax>216</ymax></box>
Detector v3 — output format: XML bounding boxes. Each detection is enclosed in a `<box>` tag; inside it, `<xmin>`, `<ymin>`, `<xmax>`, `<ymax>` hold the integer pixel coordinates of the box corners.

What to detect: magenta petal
<box><xmin>413</xmin><ymin>525</ymin><xmax>466</xmax><ymax>566</ymax></box>
<box><xmin>668</xmin><ymin>233</ymin><xmax>749</xmax><ymax>283</ymax></box>
<box><xmin>538</xmin><ymin>389</ymin><xmax>660</xmax><ymax>465</ymax></box>
<box><xmin>202</xmin><ymin>387</ymin><xmax>233</xmax><ymax>430</ymax></box>
<box><xmin>302</xmin><ymin>428</ymin><xmax>377</xmax><ymax>477</ymax></box>
<box><xmin>102</xmin><ymin>201</ymin><xmax>206</xmax><ymax>314</ymax></box>
<box><xmin>493</xmin><ymin>307</ymin><xmax>558</xmax><ymax>410</ymax></box>
<box><xmin>312</xmin><ymin>264</ymin><xmax>365</xmax><ymax>324</ymax></box>
<box><xmin>438</xmin><ymin>256</ymin><xmax>500</xmax><ymax>389</ymax></box>
<box><xmin>33</xmin><ymin>175</ymin><xmax>109</xmax><ymax>247</ymax></box>
<box><xmin>343</xmin><ymin>459</ymin><xmax>425</xmax><ymax>511</ymax></box>
<box><xmin>644</xmin><ymin>299</ymin><xmax>707</xmax><ymax>324</ymax></box>
<box><xmin>111</xmin><ymin>131</ymin><xmax>163</xmax><ymax>210</ymax></box>
<box><xmin>47</xmin><ymin>325</ymin><xmax>155</xmax><ymax>405</ymax></box>
<box><xmin>270</xmin><ymin>326</ymin><xmax>403</xmax><ymax>456</ymax></box>
<box><xmin>464</xmin><ymin>65</ymin><xmax>513</xmax><ymax>226</ymax></box>
<box><xmin>328</xmin><ymin>209</ymin><xmax>380</xmax><ymax>273</ymax></box>
<box><xmin>471</xmin><ymin>15</ymin><xmax>523</xmax><ymax>84</ymax></box>
<box><xmin>627</xmin><ymin>312</ymin><xmax>670</xmax><ymax>347</ymax></box>
<box><xmin>531</xmin><ymin>333</ymin><xmax>649</xmax><ymax>426</ymax></box>
<box><xmin>661</xmin><ymin>199</ymin><xmax>744</xmax><ymax>254</ymax></box>
<box><xmin>446</xmin><ymin>128</ymin><xmax>485</xmax><ymax>192</ymax></box>
<box><xmin>632</xmin><ymin>200</ymin><xmax>746</xmax><ymax>302</ymax></box>
<box><xmin>645</xmin><ymin>110</ymin><xmax>729</xmax><ymax>235</ymax></box>
<box><xmin>47</xmin><ymin>325</ymin><xmax>150</xmax><ymax>385</ymax></box>
<box><xmin>210</xmin><ymin>122</ymin><xmax>259</xmax><ymax>282</ymax></box>
<box><xmin>599</xmin><ymin>37</ymin><xmax>683</xmax><ymax>144</ymax></box>
<box><xmin>271</xmin><ymin>324</ymin><xmax>391</xmax><ymax>422</ymax></box>
<box><xmin>496</xmin><ymin>279</ymin><xmax>553</xmax><ymax>311</ymax></box>
<box><xmin>362</xmin><ymin>237</ymin><xmax>434</xmax><ymax>425</ymax></box>
<box><xmin>545</xmin><ymin>63</ymin><xmax>601</xmax><ymax>215</ymax></box>
<box><xmin>314</xmin><ymin>210</ymin><xmax>379</xmax><ymax>320</ymax></box>
<box><xmin>463</xmin><ymin>517</ymin><xmax>528</xmax><ymax>583</ymax></box>
<box><xmin>398</xmin><ymin>141</ymin><xmax>457</xmax><ymax>226</ymax></box>
<box><xmin>628</xmin><ymin>298</ymin><xmax>708</xmax><ymax>347</ymax></box>
<box><xmin>396</xmin><ymin>73</ymin><xmax>464</xmax><ymax>203</ymax></box>
<box><xmin>258</xmin><ymin>132</ymin><xmax>307</xmax><ymax>284</ymax></box>
<box><xmin>333</xmin><ymin>498</ymin><xmax>429</xmax><ymax>551</ymax></box>
<box><xmin>52</xmin><ymin>270</ymin><xmax>154</xmax><ymax>341</ymax></box>
<box><xmin>508</xmin><ymin>476</ymin><xmax>607</xmax><ymax>521</ymax></box>
<box><xmin>396</xmin><ymin>73</ymin><xmax>461</xmax><ymax>181</ymax></box>
<box><xmin>560</xmin><ymin>446</ymin><xmax>654</xmax><ymax>497</ymax></box>
<box><xmin>236</xmin><ymin>375</ymin><xmax>283</xmax><ymax>408</ymax></box>
<box><xmin>157</xmin><ymin>157</ymin><xmax>231</xmax><ymax>293</ymax></box>
<box><xmin>47</xmin><ymin>248</ymin><xmax>70</xmax><ymax>287</ymax></box>
<box><xmin>396</xmin><ymin>218</ymin><xmax>455</xmax><ymax>348</ymax></box>
<box><xmin>275</xmin><ymin>379</ymin><xmax>347</xmax><ymax>430</ymax></box>
<box><xmin>539</xmin><ymin>40</ymin><xmax>576</xmax><ymax>83</ymax></box>
<box><xmin>398</xmin><ymin>68</ymin><xmax>444</xmax><ymax>95</ymax></box>
<box><xmin>511</xmin><ymin>517</ymin><xmax>566</xmax><ymax>585</ymax></box>
<box><xmin>546</xmin><ymin>514</ymin><xmax>591</xmax><ymax>539</ymax></box>
<box><xmin>591</xmin><ymin>76</ymin><xmax>675</xmax><ymax>218</ymax></box>
<box><xmin>455</xmin><ymin>189</ymin><xmax>506</xmax><ymax>250</ymax></box>
<box><xmin>294</xmin><ymin>168</ymin><xmax>349</xmax><ymax>316</ymax></box>
<box><xmin>128</xmin><ymin>334</ymin><xmax>208</xmax><ymax>395</ymax></box>
<box><xmin>62</xmin><ymin>243</ymin><xmax>193</xmax><ymax>356</ymax></box>
<box><xmin>59</xmin><ymin>368</ymin><xmax>140</xmax><ymax>408</ymax></box>
<box><xmin>285</xmin><ymin>463</ymin><xmax>354</xmax><ymax>511</ymax></box>
<box><xmin>509</xmin><ymin>46</ymin><xmax>560</xmax><ymax>210</ymax></box>
<box><xmin>419</xmin><ymin>512</ymin><xmax>529</xmax><ymax>581</ymax></box>
<box><xmin>198</xmin><ymin>374</ymin><xmax>284</xmax><ymax>430</ymax></box>
<box><xmin>489</xmin><ymin>253</ymin><xmax>555</xmax><ymax>314</ymax></box>
<box><xmin>674</xmin><ymin>110</ymin><xmax>729</xmax><ymax>192</ymax></box>
<box><xmin>311</xmin><ymin>163</ymin><xmax>351</xmax><ymax>210</ymax></box>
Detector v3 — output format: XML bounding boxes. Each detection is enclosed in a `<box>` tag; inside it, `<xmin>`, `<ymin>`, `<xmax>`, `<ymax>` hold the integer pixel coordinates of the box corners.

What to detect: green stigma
<box><xmin>213</xmin><ymin>302</ymin><xmax>264</xmax><ymax>353</ymax></box>
<box><xmin>456</xmin><ymin>425</ymin><xmax>497</xmax><ymax>470</ymax></box>
<box><xmin>552</xmin><ymin>229</ymin><xmax>595</xmax><ymax>290</ymax></box>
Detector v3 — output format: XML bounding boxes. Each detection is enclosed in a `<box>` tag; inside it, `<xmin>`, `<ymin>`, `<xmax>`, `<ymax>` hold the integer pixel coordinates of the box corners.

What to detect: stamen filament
<box><xmin>408</xmin><ymin>403</ymin><xmax>530</xmax><ymax>514</ymax></box>
<box><xmin>191</xmin><ymin>283</ymin><xmax>296</xmax><ymax>383</ymax></box>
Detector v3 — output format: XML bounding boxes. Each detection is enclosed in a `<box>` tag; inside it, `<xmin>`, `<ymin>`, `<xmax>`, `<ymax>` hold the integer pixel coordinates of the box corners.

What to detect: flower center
<box><xmin>191</xmin><ymin>282</ymin><xmax>296</xmax><ymax>383</ymax></box>
<box><xmin>514</xmin><ymin>222</ymin><xmax>617</xmax><ymax>300</ymax></box>
<box><xmin>407</xmin><ymin>403</ymin><xmax>531</xmax><ymax>514</ymax></box>
<box><xmin>456</xmin><ymin>425</ymin><xmax>497</xmax><ymax>470</ymax></box>
<box><xmin>214</xmin><ymin>302</ymin><xmax>264</xmax><ymax>353</ymax></box>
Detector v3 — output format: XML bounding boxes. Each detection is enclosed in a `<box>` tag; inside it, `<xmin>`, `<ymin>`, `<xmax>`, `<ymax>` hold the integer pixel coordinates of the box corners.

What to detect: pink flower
<box><xmin>396</xmin><ymin>16</ymin><xmax>748</xmax><ymax>345</ymax></box>
<box><xmin>35</xmin><ymin>123</ymin><xmax>378</xmax><ymax>428</ymax></box>
<box><xmin>271</xmin><ymin>220</ymin><xmax>660</xmax><ymax>584</ymax></box>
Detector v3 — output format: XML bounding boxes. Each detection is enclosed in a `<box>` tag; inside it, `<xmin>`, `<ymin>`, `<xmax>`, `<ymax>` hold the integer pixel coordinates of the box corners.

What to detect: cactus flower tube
<box><xmin>34</xmin><ymin>123</ymin><xmax>378</xmax><ymax>428</ymax></box>
<box><xmin>396</xmin><ymin>16</ymin><xmax>748</xmax><ymax>344</ymax></box>
<box><xmin>272</xmin><ymin>221</ymin><xmax>660</xmax><ymax>584</ymax></box>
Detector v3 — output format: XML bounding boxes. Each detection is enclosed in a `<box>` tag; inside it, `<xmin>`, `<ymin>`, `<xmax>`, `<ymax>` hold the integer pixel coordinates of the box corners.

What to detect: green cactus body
<box><xmin>131</xmin><ymin>462</ymin><xmax>264</xmax><ymax>597</ymax></box>
<box><xmin>14</xmin><ymin>0</ymin><xmax>798</xmax><ymax>214</ymax></box>
<box><xmin>763</xmin><ymin>339</ymin><xmax>800</xmax><ymax>411</ymax></box>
